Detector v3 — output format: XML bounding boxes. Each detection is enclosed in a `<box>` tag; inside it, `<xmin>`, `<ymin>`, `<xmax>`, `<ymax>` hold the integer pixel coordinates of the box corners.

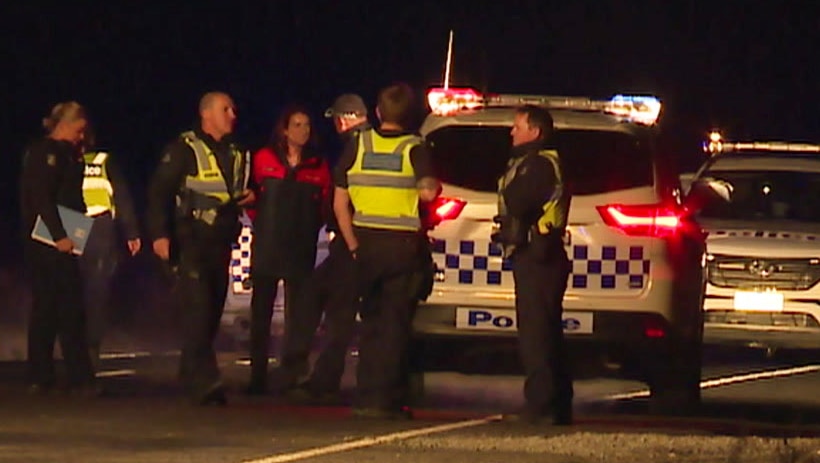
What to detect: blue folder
<box><xmin>31</xmin><ymin>205</ymin><xmax>95</xmax><ymax>256</ymax></box>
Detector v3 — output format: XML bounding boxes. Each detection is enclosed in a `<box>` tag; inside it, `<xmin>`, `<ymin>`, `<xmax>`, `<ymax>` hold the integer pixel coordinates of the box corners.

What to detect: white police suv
<box><xmin>686</xmin><ymin>133</ymin><xmax>820</xmax><ymax>351</ymax></box>
<box><xmin>412</xmin><ymin>87</ymin><xmax>707</xmax><ymax>412</ymax></box>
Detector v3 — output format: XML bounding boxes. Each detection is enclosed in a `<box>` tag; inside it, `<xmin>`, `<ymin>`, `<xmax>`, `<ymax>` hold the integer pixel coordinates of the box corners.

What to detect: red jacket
<box><xmin>249</xmin><ymin>146</ymin><xmax>331</xmax><ymax>278</ymax></box>
<box><xmin>248</xmin><ymin>146</ymin><xmax>330</xmax><ymax>221</ymax></box>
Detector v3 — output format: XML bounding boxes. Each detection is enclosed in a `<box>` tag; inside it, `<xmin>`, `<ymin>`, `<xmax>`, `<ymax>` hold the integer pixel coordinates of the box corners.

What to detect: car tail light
<box><xmin>596</xmin><ymin>203</ymin><xmax>686</xmax><ymax>238</ymax></box>
<box><xmin>423</xmin><ymin>196</ymin><xmax>467</xmax><ymax>229</ymax></box>
<box><xmin>643</xmin><ymin>318</ymin><xmax>667</xmax><ymax>339</ymax></box>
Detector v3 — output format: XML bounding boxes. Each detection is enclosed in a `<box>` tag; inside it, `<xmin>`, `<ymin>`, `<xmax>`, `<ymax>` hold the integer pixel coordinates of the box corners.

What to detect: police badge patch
<box><xmin>46</xmin><ymin>154</ymin><xmax>56</xmax><ymax>166</ymax></box>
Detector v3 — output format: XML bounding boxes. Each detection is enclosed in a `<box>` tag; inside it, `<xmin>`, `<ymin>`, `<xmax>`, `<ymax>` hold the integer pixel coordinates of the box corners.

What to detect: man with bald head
<box><xmin>147</xmin><ymin>91</ymin><xmax>254</xmax><ymax>405</ymax></box>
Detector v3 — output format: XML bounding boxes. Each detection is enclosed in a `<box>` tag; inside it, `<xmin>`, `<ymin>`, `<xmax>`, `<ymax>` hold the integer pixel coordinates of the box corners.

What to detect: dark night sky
<box><xmin>1</xmin><ymin>1</ymin><xmax>818</xmax><ymax>233</ymax></box>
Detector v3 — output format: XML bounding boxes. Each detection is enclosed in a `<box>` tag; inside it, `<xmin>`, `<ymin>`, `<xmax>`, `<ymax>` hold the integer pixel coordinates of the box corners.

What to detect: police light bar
<box><xmin>604</xmin><ymin>95</ymin><xmax>662</xmax><ymax>126</ymax></box>
<box><xmin>426</xmin><ymin>87</ymin><xmax>662</xmax><ymax>124</ymax></box>
<box><xmin>703</xmin><ymin>131</ymin><xmax>820</xmax><ymax>155</ymax></box>
<box><xmin>426</xmin><ymin>87</ymin><xmax>483</xmax><ymax>116</ymax></box>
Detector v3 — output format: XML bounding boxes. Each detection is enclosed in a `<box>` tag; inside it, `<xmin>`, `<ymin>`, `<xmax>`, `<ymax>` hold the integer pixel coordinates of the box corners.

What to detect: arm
<box><xmin>145</xmin><ymin>142</ymin><xmax>191</xmax><ymax>259</ymax></box>
<box><xmin>332</xmin><ymin>137</ymin><xmax>359</xmax><ymax>252</ymax></box>
<box><xmin>108</xmin><ymin>157</ymin><xmax>139</xmax><ymax>239</ymax></box>
<box><xmin>410</xmin><ymin>143</ymin><xmax>441</xmax><ymax>202</ymax></box>
<box><xmin>26</xmin><ymin>146</ymin><xmax>69</xmax><ymax>242</ymax></box>
<box><xmin>107</xmin><ymin>155</ymin><xmax>142</xmax><ymax>255</ymax></box>
<box><xmin>333</xmin><ymin>187</ymin><xmax>358</xmax><ymax>253</ymax></box>
<box><xmin>503</xmin><ymin>155</ymin><xmax>556</xmax><ymax>220</ymax></box>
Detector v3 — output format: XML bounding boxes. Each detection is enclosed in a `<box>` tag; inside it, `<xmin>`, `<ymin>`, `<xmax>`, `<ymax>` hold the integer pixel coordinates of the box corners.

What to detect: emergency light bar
<box><xmin>703</xmin><ymin>131</ymin><xmax>820</xmax><ymax>155</ymax></box>
<box><xmin>426</xmin><ymin>87</ymin><xmax>662</xmax><ymax>125</ymax></box>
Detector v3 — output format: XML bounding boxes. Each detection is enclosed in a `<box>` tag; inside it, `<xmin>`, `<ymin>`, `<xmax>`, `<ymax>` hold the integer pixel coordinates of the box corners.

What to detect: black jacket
<box><xmin>502</xmin><ymin>140</ymin><xmax>561</xmax><ymax>225</ymax></box>
<box><xmin>145</xmin><ymin>128</ymin><xmax>243</xmax><ymax>244</ymax></box>
<box><xmin>20</xmin><ymin>138</ymin><xmax>86</xmax><ymax>242</ymax></box>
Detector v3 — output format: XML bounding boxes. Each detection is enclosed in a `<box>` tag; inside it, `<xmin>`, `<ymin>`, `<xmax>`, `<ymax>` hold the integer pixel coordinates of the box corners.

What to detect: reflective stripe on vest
<box><xmin>83</xmin><ymin>151</ymin><xmax>115</xmax><ymax>216</ymax></box>
<box><xmin>347</xmin><ymin>129</ymin><xmax>421</xmax><ymax>231</ymax></box>
<box><xmin>180</xmin><ymin>131</ymin><xmax>248</xmax><ymax>207</ymax></box>
<box><xmin>498</xmin><ymin>149</ymin><xmax>567</xmax><ymax>235</ymax></box>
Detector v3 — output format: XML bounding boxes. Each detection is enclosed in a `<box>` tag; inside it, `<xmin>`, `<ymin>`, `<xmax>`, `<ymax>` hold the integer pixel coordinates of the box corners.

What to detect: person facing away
<box><xmin>20</xmin><ymin>101</ymin><xmax>99</xmax><ymax>396</ymax></box>
<box><xmin>146</xmin><ymin>91</ymin><xmax>255</xmax><ymax>405</ymax></box>
<box><xmin>333</xmin><ymin>82</ymin><xmax>441</xmax><ymax>419</ymax></box>
<box><xmin>495</xmin><ymin>104</ymin><xmax>573</xmax><ymax>426</ymax></box>
<box><xmin>77</xmin><ymin>123</ymin><xmax>141</xmax><ymax>368</ymax></box>
<box><xmin>245</xmin><ymin>104</ymin><xmax>331</xmax><ymax>395</ymax></box>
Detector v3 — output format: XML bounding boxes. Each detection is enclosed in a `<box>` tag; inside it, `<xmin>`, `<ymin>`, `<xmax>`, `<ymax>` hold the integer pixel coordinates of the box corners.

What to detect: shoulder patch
<box><xmin>46</xmin><ymin>154</ymin><xmax>56</xmax><ymax>166</ymax></box>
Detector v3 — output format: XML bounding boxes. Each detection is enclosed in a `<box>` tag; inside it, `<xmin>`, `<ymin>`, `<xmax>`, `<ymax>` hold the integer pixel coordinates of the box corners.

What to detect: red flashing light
<box><xmin>423</xmin><ymin>196</ymin><xmax>467</xmax><ymax>229</ymax></box>
<box><xmin>426</xmin><ymin>87</ymin><xmax>483</xmax><ymax>115</ymax></box>
<box><xmin>596</xmin><ymin>203</ymin><xmax>685</xmax><ymax>238</ymax></box>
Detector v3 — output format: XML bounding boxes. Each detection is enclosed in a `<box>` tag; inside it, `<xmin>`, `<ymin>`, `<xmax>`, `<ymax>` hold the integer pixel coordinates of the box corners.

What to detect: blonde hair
<box><xmin>42</xmin><ymin>101</ymin><xmax>86</xmax><ymax>133</ymax></box>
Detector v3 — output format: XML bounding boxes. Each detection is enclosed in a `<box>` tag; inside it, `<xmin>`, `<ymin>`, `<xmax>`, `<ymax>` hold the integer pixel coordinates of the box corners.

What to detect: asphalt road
<box><xmin>2</xmin><ymin>341</ymin><xmax>820</xmax><ymax>463</ymax></box>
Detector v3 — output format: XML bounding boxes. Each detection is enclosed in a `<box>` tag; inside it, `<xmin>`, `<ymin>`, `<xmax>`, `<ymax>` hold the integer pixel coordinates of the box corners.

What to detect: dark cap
<box><xmin>324</xmin><ymin>93</ymin><xmax>367</xmax><ymax>118</ymax></box>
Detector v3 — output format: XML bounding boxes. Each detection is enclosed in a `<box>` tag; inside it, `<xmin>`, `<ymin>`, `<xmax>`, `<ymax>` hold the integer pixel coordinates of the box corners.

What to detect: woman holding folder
<box><xmin>19</xmin><ymin>101</ymin><xmax>98</xmax><ymax>396</ymax></box>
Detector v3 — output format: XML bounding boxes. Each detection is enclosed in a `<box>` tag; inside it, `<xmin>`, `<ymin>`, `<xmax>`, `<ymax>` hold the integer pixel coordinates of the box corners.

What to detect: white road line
<box><xmin>242</xmin><ymin>415</ymin><xmax>502</xmax><ymax>463</ymax></box>
<box><xmin>99</xmin><ymin>350</ymin><xmax>180</xmax><ymax>360</ymax></box>
<box><xmin>606</xmin><ymin>364</ymin><xmax>820</xmax><ymax>400</ymax></box>
<box><xmin>95</xmin><ymin>369</ymin><xmax>136</xmax><ymax>378</ymax></box>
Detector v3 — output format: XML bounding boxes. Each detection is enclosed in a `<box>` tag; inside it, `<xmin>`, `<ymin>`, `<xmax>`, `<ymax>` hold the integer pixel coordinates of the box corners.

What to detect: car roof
<box><xmin>420</xmin><ymin>107</ymin><xmax>654</xmax><ymax>138</ymax></box>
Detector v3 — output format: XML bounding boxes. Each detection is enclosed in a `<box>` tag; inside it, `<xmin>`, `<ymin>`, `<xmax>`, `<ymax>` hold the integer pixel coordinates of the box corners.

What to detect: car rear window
<box><xmin>426</xmin><ymin>126</ymin><xmax>654</xmax><ymax>195</ymax></box>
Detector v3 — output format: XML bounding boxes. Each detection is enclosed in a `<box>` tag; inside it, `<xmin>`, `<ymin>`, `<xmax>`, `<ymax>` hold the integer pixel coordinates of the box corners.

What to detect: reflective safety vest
<box><xmin>498</xmin><ymin>149</ymin><xmax>568</xmax><ymax>235</ymax></box>
<box><xmin>180</xmin><ymin>131</ymin><xmax>249</xmax><ymax>225</ymax></box>
<box><xmin>347</xmin><ymin>129</ymin><xmax>421</xmax><ymax>231</ymax></box>
<box><xmin>83</xmin><ymin>151</ymin><xmax>115</xmax><ymax>217</ymax></box>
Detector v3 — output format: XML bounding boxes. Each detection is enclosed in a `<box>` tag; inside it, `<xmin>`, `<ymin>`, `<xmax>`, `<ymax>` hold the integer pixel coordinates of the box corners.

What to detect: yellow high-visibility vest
<box><xmin>347</xmin><ymin>129</ymin><xmax>421</xmax><ymax>231</ymax></box>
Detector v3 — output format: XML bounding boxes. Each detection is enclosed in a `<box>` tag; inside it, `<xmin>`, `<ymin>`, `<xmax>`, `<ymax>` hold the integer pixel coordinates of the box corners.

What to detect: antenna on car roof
<box><xmin>443</xmin><ymin>29</ymin><xmax>454</xmax><ymax>90</ymax></box>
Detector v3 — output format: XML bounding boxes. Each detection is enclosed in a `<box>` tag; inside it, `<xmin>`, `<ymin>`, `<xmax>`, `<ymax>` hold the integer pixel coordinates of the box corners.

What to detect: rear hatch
<box><xmin>421</xmin><ymin>113</ymin><xmax>688</xmax><ymax>336</ymax></box>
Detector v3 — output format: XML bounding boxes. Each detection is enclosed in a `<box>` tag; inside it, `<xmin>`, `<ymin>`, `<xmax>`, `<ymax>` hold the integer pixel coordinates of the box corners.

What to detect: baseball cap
<box><xmin>324</xmin><ymin>93</ymin><xmax>368</xmax><ymax>118</ymax></box>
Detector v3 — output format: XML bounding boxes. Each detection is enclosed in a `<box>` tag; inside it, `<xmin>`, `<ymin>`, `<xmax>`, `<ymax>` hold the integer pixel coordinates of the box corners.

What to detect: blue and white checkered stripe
<box><xmin>431</xmin><ymin>239</ymin><xmax>650</xmax><ymax>290</ymax></box>
<box><xmin>229</xmin><ymin>225</ymin><xmax>253</xmax><ymax>294</ymax></box>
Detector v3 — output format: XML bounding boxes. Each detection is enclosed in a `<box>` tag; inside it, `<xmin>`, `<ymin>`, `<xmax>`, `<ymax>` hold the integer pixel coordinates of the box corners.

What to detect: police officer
<box><xmin>79</xmin><ymin>129</ymin><xmax>141</xmax><ymax>367</ymax></box>
<box><xmin>284</xmin><ymin>94</ymin><xmax>371</xmax><ymax>402</ymax></box>
<box><xmin>495</xmin><ymin>104</ymin><xmax>573</xmax><ymax>425</ymax></box>
<box><xmin>146</xmin><ymin>91</ymin><xmax>254</xmax><ymax>405</ymax></box>
<box><xmin>333</xmin><ymin>83</ymin><xmax>440</xmax><ymax>419</ymax></box>
<box><xmin>20</xmin><ymin>101</ymin><xmax>97</xmax><ymax>395</ymax></box>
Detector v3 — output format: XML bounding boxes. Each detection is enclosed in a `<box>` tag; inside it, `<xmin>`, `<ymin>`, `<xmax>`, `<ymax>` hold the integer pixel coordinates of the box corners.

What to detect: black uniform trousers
<box><xmin>248</xmin><ymin>271</ymin><xmax>308</xmax><ymax>387</ymax></box>
<box><xmin>290</xmin><ymin>236</ymin><xmax>359</xmax><ymax>394</ymax></box>
<box><xmin>354</xmin><ymin>228</ymin><xmax>423</xmax><ymax>411</ymax></box>
<box><xmin>175</xmin><ymin>224</ymin><xmax>233</xmax><ymax>398</ymax></box>
<box><xmin>78</xmin><ymin>213</ymin><xmax>119</xmax><ymax>358</ymax></box>
<box><xmin>511</xmin><ymin>243</ymin><xmax>573</xmax><ymax>418</ymax></box>
<box><xmin>25</xmin><ymin>240</ymin><xmax>95</xmax><ymax>388</ymax></box>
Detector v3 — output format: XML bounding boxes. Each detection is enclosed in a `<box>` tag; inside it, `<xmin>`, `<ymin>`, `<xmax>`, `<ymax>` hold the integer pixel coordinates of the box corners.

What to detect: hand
<box><xmin>153</xmin><ymin>238</ymin><xmax>170</xmax><ymax>261</ymax></box>
<box><xmin>127</xmin><ymin>238</ymin><xmax>142</xmax><ymax>256</ymax></box>
<box><xmin>55</xmin><ymin>237</ymin><xmax>75</xmax><ymax>254</ymax></box>
<box><xmin>236</xmin><ymin>189</ymin><xmax>255</xmax><ymax>207</ymax></box>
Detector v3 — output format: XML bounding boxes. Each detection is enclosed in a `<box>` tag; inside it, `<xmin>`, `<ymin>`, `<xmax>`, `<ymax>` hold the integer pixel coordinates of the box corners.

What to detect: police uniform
<box><xmin>334</xmin><ymin>127</ymin><xmax>434</xmax><ymax>416</ymax></box>
<box><xmin>496</xmin><ymin>140</ymin><xmax>573</xmax><ymax>425</ymax></box>
<box><xmin>19</xmin><ymin>137</ymin><xmax>95</xmax><ymax>392</ymax></box>
<box><xmin>146</xmin><ymin>128</ymin><xmax>249</xmax><ymax>404</ymax></box>
<box><xmin>78</xmin><ymin>151</ymin><xmax>140</xmax><ymax>364</ymax></box>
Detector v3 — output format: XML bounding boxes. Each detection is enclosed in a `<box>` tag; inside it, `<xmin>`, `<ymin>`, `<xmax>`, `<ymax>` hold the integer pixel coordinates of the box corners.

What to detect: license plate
<box><xmin>455</xmin><ymin>308</ymin><xmax>593</xmax><ymax>334</ymax></box>
<box><xmin>733</xmin><ymin>291</ymin><xmax>784</xmax><ymax>312</ymax></box>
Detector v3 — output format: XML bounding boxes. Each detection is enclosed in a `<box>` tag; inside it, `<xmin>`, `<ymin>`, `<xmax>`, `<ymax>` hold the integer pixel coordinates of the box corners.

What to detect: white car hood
<box><xmin>701</xmin><ymin>219</ymin><xmax>820</xmax><ymax>259</ymax></box>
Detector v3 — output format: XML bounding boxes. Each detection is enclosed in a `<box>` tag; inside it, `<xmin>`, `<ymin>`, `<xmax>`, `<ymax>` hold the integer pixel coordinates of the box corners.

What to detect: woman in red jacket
<box><xmin>247</xmin><ymin>104</ymin><xmax>331</xmax><ymax>395</ymax></box>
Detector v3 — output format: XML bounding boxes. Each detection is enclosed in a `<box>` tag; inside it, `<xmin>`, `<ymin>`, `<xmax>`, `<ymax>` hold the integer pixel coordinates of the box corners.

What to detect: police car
<box><xmin>412</xmin><ymin>87</ymin><xmax>707</xmax><ymax>412</ymax></box>
<box><xmin>686</xmin><ymin>133</ymin><xmax>820</xmax><ymax>351</ymax></box>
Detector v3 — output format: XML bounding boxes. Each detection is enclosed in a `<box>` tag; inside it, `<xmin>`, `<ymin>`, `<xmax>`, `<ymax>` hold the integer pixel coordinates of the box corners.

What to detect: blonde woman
<box><xmin>20</xmin><ymin>101</ymin><xmax>98</xmax><ymax>396</ymax></box>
